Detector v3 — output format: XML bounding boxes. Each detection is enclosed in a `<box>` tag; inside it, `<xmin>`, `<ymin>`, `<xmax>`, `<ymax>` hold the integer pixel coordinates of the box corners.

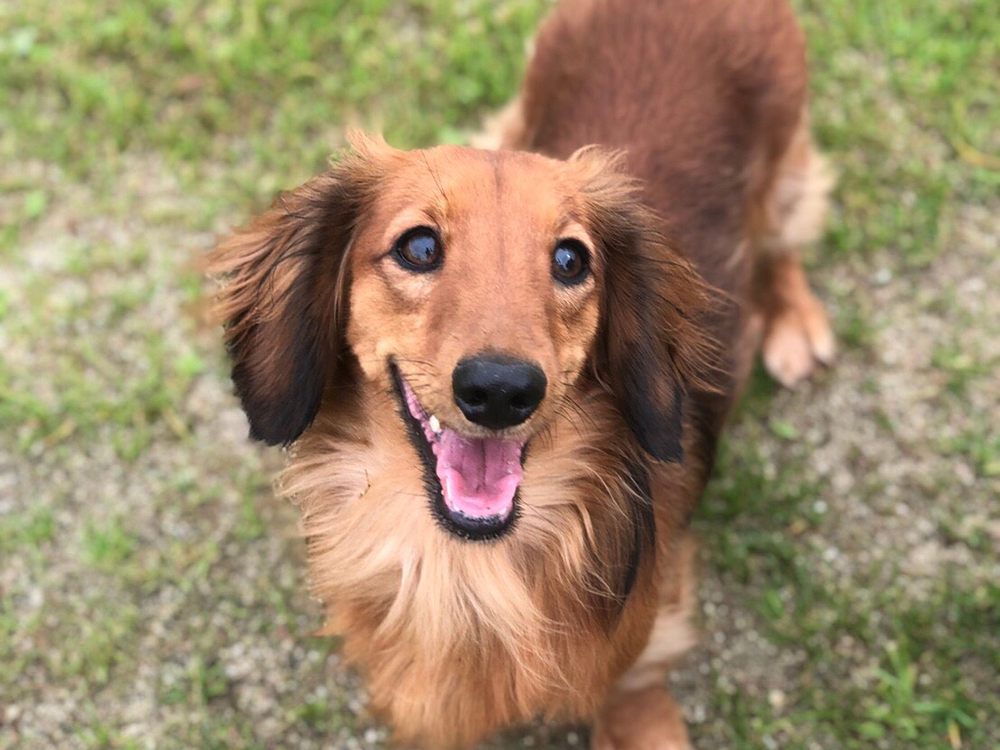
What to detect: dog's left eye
<box><xmin>552</xmin><ymin>239</ymin><xmax>590</xmax><ymax>285</ymax></box>
<box><xmin>394</xmin><ymin>227</ymin><xmax>442</xmax><ymax>271</ymax></box>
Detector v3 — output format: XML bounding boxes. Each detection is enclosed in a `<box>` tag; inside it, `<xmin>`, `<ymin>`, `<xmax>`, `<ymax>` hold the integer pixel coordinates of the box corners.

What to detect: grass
<box><xmin>697</xmin><ymin>434</ymin><xmax>999</xmax><ymax>749</ymax></box>
<box><xmin>1</xmin><ymin>0</ymin><xmax>997</xmax><ymax>749</ymax></box>
<box><xmin>0</xmin><ymin>0</ymin><xmax>545</xmax><ymax>207</ymax></box>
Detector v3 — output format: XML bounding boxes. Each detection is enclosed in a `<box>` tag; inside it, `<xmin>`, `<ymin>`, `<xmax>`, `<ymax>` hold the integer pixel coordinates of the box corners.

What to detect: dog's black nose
<box><xmin>452</xmin><ymin>355</ymin><xmax>547</xmax><ymax>430</ymax></box>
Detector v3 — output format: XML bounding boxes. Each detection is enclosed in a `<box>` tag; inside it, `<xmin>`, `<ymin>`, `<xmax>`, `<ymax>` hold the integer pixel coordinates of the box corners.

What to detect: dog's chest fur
<box><xmin>281</xmin><ymin>385</ymin><xmax>672</xmax><ymax>747</ymax></box>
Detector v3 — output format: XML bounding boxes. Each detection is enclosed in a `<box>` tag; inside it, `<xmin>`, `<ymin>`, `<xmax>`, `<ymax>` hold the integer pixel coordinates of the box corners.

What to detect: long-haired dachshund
<box><xmin>208</xmin><ymin>0</ymin><xmax>834</xmax><ymax>746</ymax></box>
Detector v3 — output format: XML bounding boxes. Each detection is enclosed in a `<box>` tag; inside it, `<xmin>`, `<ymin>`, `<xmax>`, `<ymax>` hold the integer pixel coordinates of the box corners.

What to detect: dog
<box><xmin>207</xmin><ymin>0</ymin><xmax>833</xmax><ymax>747</ymax></box>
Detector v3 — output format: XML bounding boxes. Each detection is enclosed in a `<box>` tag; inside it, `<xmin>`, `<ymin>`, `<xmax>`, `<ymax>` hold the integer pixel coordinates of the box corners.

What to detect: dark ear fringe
<box><xmin>573</xmin><ymin>148</ymin><xmax>724</xmax><ymax>462</ymax></box>
<box><xmin>203</xmin><ymin>135</ymin><xmax>391</xmax><ymax>445</ymax></box>
<box><xmin>573</xmin><ymin>444</ymin><xmax>658</xmax><ymax>633</ymax></box>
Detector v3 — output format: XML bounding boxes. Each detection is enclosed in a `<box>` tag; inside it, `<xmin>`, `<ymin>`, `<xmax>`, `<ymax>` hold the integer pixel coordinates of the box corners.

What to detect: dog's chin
<box><xmin>389</xmin><ymin>363</ymin><xmax>524</xmax><ymax>542</ymax></box>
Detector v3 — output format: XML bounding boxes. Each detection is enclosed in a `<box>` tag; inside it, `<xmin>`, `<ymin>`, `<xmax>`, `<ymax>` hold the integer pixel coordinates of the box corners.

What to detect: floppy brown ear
<box><xmin>577</xmin><ymin>151</ymin><xmax>717</xmax><ymax>462</ymax></box>
<box><xmin>206</xmin><ymin>135</ymin><xmax>388</xmax><ymax>446</ymax></box>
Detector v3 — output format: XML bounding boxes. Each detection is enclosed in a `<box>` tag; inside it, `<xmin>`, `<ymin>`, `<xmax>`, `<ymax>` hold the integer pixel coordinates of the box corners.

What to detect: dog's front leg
<box><xmin>593</xmin><ymin>535</ymin><xmax>698</xmax><ymax>750</ymax></box>
<box><xmin>592</xmin><ymin>684</ymin><xmax>692</xmax><ymax>750</ymax></box>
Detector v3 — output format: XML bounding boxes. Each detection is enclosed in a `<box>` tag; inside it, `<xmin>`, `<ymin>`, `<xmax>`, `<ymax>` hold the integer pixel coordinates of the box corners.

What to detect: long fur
<box><xmin>284</xmin><ymin>391</ymin><xmax>667</xmax><ymax>747</ymax></box>
<box><xmin>204</xmin><ymin>138</ymin><xmax>389</xmax><ymax>446</ymax></box>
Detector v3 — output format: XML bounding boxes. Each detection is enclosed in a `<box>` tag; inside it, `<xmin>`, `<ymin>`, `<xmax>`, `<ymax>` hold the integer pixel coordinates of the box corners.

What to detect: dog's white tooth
<box><xmin>429</xmin><ymin>415</ymin><xmax>441</xmax><ymax>434</ymax></box>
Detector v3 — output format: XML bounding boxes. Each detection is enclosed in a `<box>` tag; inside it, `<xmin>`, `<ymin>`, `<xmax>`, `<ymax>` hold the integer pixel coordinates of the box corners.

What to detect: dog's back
<box><xmin>505</xmin><ymin>0</ymin><xmax>819</xmax><ymax>419</ymax></box>
<box><xmin>518</xmin><ymin>0</ymin><xmax>806</xmax><ymax>284</ymax></box>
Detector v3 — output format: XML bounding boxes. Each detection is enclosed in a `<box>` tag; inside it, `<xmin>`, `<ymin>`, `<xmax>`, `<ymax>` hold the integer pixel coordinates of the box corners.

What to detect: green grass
<box><xmin>1</xmin><ymin>0</ymin><xmax>546</xmax><ymax>205</ymax></box>
<box><xmin>83</xmin><ymin>518</ymin><xmax>138</xmax><ymax>570</ymax></box>
<box><xmin>697</xmin><ymin>437</ymin><xmax>999</xmax><ymax>749</ymax></box>
<box><xmin>0</xmin><ymin>507</ymin><xmax>55</xmax><ymax>552</ymax></box>
<box><xmin>1</xmin><ymin>0</ymin><xmax>997</xmax><ymax>748</ymax></box>
<box><xmin>800</xmin><ymin>0</ymin><xmax>998</xmax><ymax>265</ymax></box>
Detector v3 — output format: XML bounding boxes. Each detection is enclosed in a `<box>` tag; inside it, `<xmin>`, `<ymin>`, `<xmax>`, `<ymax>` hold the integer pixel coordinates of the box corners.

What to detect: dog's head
<box><xmin>209</xmin><ymin>133</ymin><xmax>713</xmax><ymax>540</ymax></box>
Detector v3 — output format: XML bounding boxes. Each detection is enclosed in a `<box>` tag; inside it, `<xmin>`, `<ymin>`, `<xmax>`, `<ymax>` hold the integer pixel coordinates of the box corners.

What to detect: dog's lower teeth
<box><xmin>429</xmin><ymin>415</ymin><xmax>441</xmax><ymax>434</ymax></box>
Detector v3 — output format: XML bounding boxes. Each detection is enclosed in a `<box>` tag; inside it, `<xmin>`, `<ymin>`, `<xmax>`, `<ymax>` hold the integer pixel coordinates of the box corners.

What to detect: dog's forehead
<box><xmin>386</xmin><ymin>146</ymin><xmax>576</xmax><ymax>229</ymax></box>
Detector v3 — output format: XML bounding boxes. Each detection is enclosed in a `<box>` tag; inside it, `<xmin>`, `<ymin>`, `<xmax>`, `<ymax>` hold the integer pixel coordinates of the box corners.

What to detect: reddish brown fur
<box><xmin>208</xmin><ymin>0</ymin><xmax>832</xmax><ymax>747</ymax></box>
<box><xmin>514</xmin><ymin>0</ymin><xmax>814</xmax><ymax>399</ymax></box>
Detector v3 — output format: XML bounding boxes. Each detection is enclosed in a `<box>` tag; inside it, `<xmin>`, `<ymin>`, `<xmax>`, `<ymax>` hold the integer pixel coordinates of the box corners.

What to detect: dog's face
<box><xmin>210</xmin><ymin>134</ymin><xmax>712</xmax><ymax>541</ymax></box>
<box><xmin>346</xmin><ymin>147</ymin><xmax>602</xmax><ymax>538</ymax></box>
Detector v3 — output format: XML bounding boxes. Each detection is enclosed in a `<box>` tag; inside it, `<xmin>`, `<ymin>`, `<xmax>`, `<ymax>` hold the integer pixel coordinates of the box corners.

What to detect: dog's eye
<box><xmin>552</xmin><ymin>239</ymin><xmax>590</xmax><ymax>285</ymax></box>
<box><xmin>394</xmin><ymin>227</ymin><xmax>442</xmax><ymax>271</ymax></box>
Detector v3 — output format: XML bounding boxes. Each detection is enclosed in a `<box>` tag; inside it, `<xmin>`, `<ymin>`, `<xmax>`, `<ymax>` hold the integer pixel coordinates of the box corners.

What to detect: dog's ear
<box><xmin>206</xmin><ymin>133</ymin><xmax>391</xmax><ymax>446</ymax></box>
<box><xmin>574</xmin><ymin>149</ymin><xmax>718</xmax><ymax>462</ymax></box>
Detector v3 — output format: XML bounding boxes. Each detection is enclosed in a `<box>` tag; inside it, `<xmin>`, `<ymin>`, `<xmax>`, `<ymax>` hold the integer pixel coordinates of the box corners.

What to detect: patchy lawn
<box><xmin>1</xmin><ymin>1</ymin><xmax>997</xmax><ymax>749</ymax></box>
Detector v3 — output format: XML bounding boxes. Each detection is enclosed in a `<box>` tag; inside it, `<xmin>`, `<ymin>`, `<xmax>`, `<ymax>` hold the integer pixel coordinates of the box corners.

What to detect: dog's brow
<box><xmin>419</xmin><ymin>151</ymin><xmax>448</xmax><ymax>210</ymax></box>
<box><xmin>556</xmin><ymin>219</ymin><xmax>594</xmax><ymax>247</ymax></box>
<box><xmin>382</xmin><ymin>208</ymin><xmax>442</xmax><ymax>251</ymax></box>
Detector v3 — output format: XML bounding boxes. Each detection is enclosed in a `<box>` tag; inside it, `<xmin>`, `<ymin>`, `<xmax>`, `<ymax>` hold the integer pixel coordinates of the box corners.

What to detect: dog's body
<box><xmin>209</xmin><ymin>0</ymin><xmax>833</xmax><ymax>747</ymax></box>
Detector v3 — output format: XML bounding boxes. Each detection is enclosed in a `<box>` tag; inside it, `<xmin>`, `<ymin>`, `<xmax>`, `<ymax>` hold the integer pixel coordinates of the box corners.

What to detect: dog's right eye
<box><xmin>552</xmin><ymin>239</ymin><xmax>590</xmax><ymax>285</ymax></box>
<box><xmin>394</xmin><ymin>227</ymin><xmax>442</xmax><ymax>272</ymax></box>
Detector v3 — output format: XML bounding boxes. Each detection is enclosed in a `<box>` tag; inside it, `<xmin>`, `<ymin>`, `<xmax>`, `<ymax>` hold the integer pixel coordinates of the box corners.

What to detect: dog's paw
<box><xmin>591</xmin><ymin>686</ymin><xmax>693</xmax><ymax>750</ymax></box>
<box><xmin>763</xmin><ymin>293</ymin><xmax>835</xmax><ymax>388</ymax></box>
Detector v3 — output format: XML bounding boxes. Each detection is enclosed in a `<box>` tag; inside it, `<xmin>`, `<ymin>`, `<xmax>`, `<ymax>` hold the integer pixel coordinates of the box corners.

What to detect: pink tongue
<box><xmin>432</xmin><ymin>429</ymin><xmax>524</xmax><ymax>519</ymax></box>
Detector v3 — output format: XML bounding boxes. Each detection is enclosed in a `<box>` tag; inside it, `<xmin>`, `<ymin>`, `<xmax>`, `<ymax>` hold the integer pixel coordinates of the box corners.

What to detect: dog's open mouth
<box><xmin>390</xmin><ymin>364</ymin><xmax>524</xmax><ymax>540</ymax></box>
